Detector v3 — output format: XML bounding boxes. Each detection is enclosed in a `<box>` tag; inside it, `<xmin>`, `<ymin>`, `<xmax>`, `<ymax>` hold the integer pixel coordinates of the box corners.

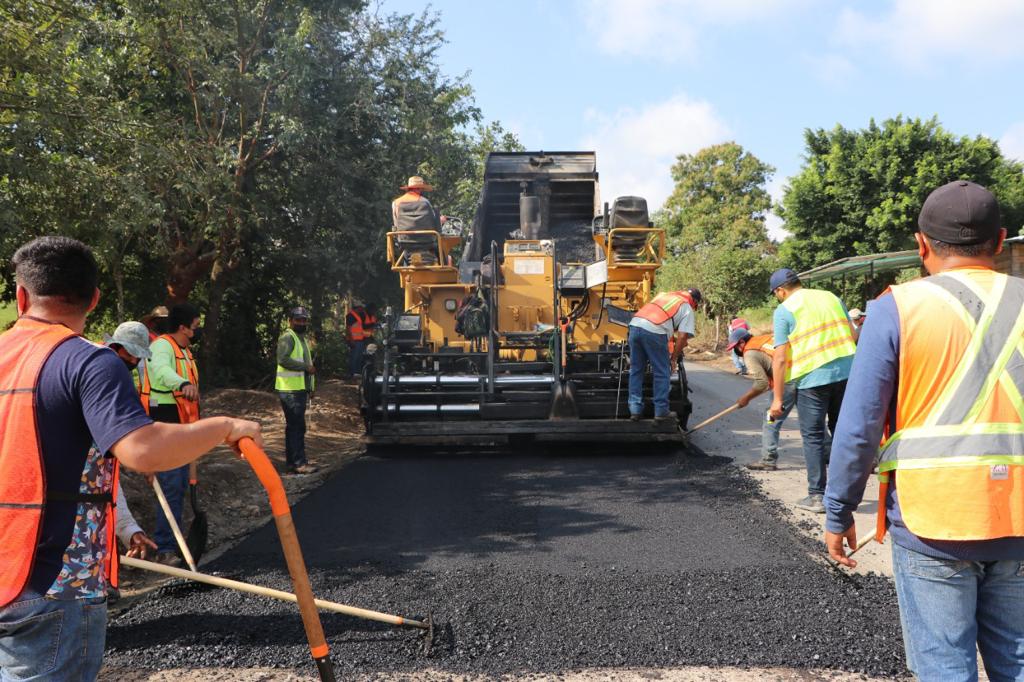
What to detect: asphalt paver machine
<box><xmin>362</xmin><ymin>151</ymin><xmax>691</xmax><ymax>446</ymax></box>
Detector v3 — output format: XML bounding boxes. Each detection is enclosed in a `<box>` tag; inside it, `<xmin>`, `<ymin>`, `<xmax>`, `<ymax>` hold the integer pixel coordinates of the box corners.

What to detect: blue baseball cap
<box><xmin>769</xmin><ymin>268</ymin><xmax>800</xmax><ymax>293</ymax></box>
<box><xmin>726</xmin><ymin>327</ymin><xmax>752</xmax><ymax>353</ymax></box>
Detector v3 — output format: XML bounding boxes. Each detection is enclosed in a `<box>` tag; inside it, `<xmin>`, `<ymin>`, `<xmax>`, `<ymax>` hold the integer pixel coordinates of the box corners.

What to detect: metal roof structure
<box><xmin>798</xmin><ymin>236</ymin><xmax>1024</xmax><ymax>285</ymax></box>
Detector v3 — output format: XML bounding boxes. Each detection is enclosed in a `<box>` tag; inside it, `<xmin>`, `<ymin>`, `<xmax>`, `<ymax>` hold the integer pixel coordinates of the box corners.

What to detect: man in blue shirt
<box><xmin>769</xmin><ymin>269</ymin><xmax>856</xmax><ymax>513</ymax></box>
<box><xmin>825</xmin><ymin>181</ymin><xmax>1024</xmax><ymax>681</ymax></box>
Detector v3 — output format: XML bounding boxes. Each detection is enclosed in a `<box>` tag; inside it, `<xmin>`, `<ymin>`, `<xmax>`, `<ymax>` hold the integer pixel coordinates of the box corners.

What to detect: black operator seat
<box><xmin>394</xmin><ymin>198</ymin><xmax>442</xmax><ymax>265</ymax></box>
<box><xmin>608</xmin><ymin>196</ymin><xmax>651</xmax><ymax>264</ymax></box>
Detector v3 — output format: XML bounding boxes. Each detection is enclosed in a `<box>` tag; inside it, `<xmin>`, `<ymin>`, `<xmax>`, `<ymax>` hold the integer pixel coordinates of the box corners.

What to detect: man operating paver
<box><xmin>0</xmin><ymin>236</ymin><xmax>261</xmax><ymax>680</ymax></box>
<box><xmin>727</xmin><ymin>328</ymin><xmax>796</xmax><ymax>471</ymax></box>
<box><xmin>825</xmin><ymin>180</ymin><xmax>1024</xmax><ymax>681</ymax></box>
<box><xmin>628</xmin><ymin>288</ymin><xmax>701</xmax><ymax>421</ymax></box>
<box><xmin>768</xmin><ymin>268</ymin><xmax>856</xmax><ymax>513</ymax></box>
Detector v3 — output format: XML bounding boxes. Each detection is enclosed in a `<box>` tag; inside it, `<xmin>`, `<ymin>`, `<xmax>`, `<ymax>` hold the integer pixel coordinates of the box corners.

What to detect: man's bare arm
<box><xmin>111</xmin><ymin>417</ymin><xmax>262</xmax><ymax>473</ymax></box>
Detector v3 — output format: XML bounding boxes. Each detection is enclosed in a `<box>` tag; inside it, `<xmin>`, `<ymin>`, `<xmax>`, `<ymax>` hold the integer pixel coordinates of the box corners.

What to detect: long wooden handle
<box><xmin>238</xmin><ymin>437</ymin><xmax>334</xmax><ymax>681</ymax></box>
<box><xmin>686</xmin><ymin>403</ymin><xmax>741</xmax><ymax>434</ymax></box>
<box><xmin>152</xmin><ymin>477</ymin><xmax>197</xmax><ymax>572</ymax></box>
<box><xmin>121</xmin><ymin>555</ymin><xmax>428</xmax><ymax>628</ymax></box>
<box><xmin>846</xmin><ymin>534</ymin><xmax>875</xmax><ymax>558</ymax></box>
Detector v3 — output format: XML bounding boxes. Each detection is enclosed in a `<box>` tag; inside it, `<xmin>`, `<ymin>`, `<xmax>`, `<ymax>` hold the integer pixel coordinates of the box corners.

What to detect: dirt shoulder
<box><xmin>114</xmin><ymin>379</ymin><xmax>366</xmax><ymax>599</ymax></box>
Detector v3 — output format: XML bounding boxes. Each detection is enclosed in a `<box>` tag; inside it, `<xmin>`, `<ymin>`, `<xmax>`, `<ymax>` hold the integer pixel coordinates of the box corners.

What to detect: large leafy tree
<box><xmin>1</xmin><ymin>1</ymin><xmax>520</xmax><ymax>384</ymax></box>
<box><xmin>778</xmin><ymin>116</ymin><xmax>1024</xmax><ymax>274</ymax></box>
<box><xmin>658</xmin><ymin>142</ymin><xmax>777</xmax><ymax>335</ymax></box>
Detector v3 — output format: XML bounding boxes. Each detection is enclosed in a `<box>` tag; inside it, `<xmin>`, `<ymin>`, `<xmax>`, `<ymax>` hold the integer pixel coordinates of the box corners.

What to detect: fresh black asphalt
<box><xmin>105</xmin><ymin>447</ymin><xmax>906</xmax><ymax>677</ymax></box>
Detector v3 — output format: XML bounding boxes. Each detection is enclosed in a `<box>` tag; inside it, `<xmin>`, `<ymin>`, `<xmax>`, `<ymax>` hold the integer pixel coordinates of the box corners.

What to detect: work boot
<box><xmin>629</xmin><ymin>413</ymin><xmax>641</xmax><ymax>422</ymax></box>
<box><xmin>795</xmin><ymin>495</ymin><xmax>825</xmax><ymax>514</ymax></box>
<box><xmin>746</xmin><ymin>460</ymin><xmax>778</xmax><ymax>471</ymax></box>
<box><xmin>653</xmin><ymin>412</ymin><xmax>677</xmax><ymax>424</ymax></box>
<box><xmin>288</xmin><ymin>463</ymin><xmax>320</xmax><ymax>475</ymax></box>
<box><xmin>154</xmin><ymin>552</ymin><xmax>183</xmax><ymax>568</ymax></box>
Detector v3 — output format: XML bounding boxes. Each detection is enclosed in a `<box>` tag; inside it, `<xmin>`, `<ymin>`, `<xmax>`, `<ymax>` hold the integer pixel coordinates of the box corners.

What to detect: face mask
<box><xmin>189</xmin><ymin>326</ymin><xmax>204</xmax><ymax>345</ymax></box>
<box><xmin>122</xmin><ymin>357</ymin><xmax>140</xmax><ymax>370</ymax></box>
<box><xmin>293</xmin><ymin>324</ymin><xmax>308</xmax><ymax>334</ymax></box>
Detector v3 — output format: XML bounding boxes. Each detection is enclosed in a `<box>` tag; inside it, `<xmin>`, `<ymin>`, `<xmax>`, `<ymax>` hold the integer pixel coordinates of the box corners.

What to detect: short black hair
<box><xmin>928</xmin><ymin>236</ymin><xmax>998</xmax><ymax>258</ymax></box>
<box><xmin>11</xmin><ymin>236</ymin><xmax>98</xmax><ymax>309</ymax></box>
<box><xmin>168</xmin><ymin>303</ymin><xmax>200</xmax><ymax>332</ymax></box>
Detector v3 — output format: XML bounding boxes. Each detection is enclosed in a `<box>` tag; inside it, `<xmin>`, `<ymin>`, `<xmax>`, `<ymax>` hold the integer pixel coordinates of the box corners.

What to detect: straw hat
<box><xmin>400</xmin><ymin>176</ymin><xmax>434</xmax><ymax>192</ymax></box>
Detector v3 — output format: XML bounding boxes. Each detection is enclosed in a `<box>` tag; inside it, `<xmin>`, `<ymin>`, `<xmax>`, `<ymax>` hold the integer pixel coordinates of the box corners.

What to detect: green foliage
<box><xmin>0</xmin><ymin>1</ymin><xmax>519</xmax><ymax>385</ymax></box>
<box><xmin>778</xmin><ymin>116</ymin><xmax>1024</xmax><ymax>274</ymax></box>
<box><xmin>658</xmin><ymin>142</ymin><xmax>778</xmax><ymax>327</ymax></box>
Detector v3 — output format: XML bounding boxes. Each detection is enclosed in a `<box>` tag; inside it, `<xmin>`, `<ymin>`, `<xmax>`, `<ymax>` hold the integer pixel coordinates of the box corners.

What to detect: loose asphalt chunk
<box><xmin>104</xmin><ymin>450</ymin><xmax>906</xmax><ymax>678</ymax></box>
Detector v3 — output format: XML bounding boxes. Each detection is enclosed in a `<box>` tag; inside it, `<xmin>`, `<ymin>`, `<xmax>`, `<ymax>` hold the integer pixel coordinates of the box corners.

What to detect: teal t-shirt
<box><xmin>773</xmin><ymin>305</ymin><xmax>853</xmax><ymax>389</ymax></box>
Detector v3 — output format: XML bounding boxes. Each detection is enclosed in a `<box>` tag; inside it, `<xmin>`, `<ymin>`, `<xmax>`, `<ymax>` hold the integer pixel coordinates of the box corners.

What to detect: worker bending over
<box><xmin>627</xmin><ymin>288</ymin><xmax>701</xmax><ymax>421</ymax></box>
<box><xmin>826</xmin><ymin>181</ymin><xmax>1024</xmax><ymax>681</ymax></box>
<box><xmin>727</xmin><ymin>329</ymin><xmax>796</xmax><ymax>471</ymax></box>
<box><xmin>0</xmin><ymin>236</ymin><xmax>261</xmax><ymax>680</ymax></box>
<box><xmin>769</xmin><ymin>268</ymin><xmax>856</xmax><ymax>513</ymax></box>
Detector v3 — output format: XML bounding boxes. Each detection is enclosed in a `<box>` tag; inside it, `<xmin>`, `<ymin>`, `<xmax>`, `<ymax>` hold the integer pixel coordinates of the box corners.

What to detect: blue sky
<box><xmin>380</xmin><ymin>0</ymin><xmax>1024</xmax><ymax>237</ymax></box>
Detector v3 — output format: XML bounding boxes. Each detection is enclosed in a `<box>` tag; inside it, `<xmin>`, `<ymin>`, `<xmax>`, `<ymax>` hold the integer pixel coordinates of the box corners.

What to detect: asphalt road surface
<box><xmin>105</xmin><ymin>363</ymin><xmax>905</xmax><ymax>678</ymax></box>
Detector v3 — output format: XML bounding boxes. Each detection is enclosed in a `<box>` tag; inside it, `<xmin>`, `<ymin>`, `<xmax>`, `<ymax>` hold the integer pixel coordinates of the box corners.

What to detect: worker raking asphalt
<box><xmin>104</xmin><ymin>450</ymin><xmax>906</xmax><ymax>677</ymax></box>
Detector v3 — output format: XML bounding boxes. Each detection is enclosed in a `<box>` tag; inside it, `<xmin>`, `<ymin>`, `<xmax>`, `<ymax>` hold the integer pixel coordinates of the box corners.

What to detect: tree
<box><xmin>658</xmin><ymin>142</ymin><xmax>777</xmax><ymax>339</ymax></box>
<box><xmin>778</xmin><ymin>116</ymin><xmax>1024</xmax><ymax>274</ymax></box>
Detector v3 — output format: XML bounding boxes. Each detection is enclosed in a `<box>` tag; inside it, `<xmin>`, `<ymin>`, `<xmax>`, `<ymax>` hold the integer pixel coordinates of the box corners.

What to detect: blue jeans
<box><xmin>795</xmin><ymin>380</ymin><xmax>845</xmax><ymax>496</ymax></box>
<box><xmin>0</xmin><ymin>590</ymin><xmax>107</xmax><ymax>681</ymax></box>
<box><xmin>761</xmin><ymin>382</ymin><xmax>797</xmax><ymax>463</ymax></box>
<box><xmin>278</xmin><ymin>391</ymin><xmax>308</xmax><ymax>468</ymax></box>
<box><xmin>348</xmin><ymin>340</ymin><xmax>366</xmax><ymax>378</ymax></box>
<box><xmin>892</xmin><ymin>542</ymin><xmax>1024</xmax><ymax>681</ymax></box>
<box><xmin>731</xmin><ymin>352</ymin><xmax>748</xmax><ymax>374</ymax></box>
<box><xmin>628</xmin><ymin>326</ymin><xmax>671</xmax><ymax>417</ymax></box>
<box><xmin>153</xmin><ymin>464</ymin><xmax>189</xmax><ymax>554</ymax></box>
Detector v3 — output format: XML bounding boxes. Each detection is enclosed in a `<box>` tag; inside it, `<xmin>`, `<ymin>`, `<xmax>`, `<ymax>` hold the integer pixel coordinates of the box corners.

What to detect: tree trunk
<box><xmin>714</xmin><ymin>315</ymin><xmax>721</xmax><ymax>351</ymax></box>
<box><xmin>201</xmin><ymin>256</ymin><xmax>231</xmax><ymax>376</ymax></box>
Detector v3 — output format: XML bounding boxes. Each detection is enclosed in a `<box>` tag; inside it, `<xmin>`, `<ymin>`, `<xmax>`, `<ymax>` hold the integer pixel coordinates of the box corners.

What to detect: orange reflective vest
<box><xmin>136</xmin><ymin>359</ymin><xmax>155</xmax><ymax>415</ymax></box>
<box><xmin>156</xmin><ymin>334</ymin><xmax>199</xmax><ymax>424</ymax></box>
<box><xmin>0</xmin><ymin>317</ymin><xmax>120</xmax><ymax>606</ymax></box>
<box><xmin>878</xmin><ymin>268</ymin><xmax>1024</xmax><ymax>541</ymax></box>
<box><xmin>347</xmin><ymin>307</ymin><xmax>377</xmax><ymax>342</ymax></box>
<box><xmin>634</xmin><ymin>291</ymin><xmax>696</xmax><ymax>328</ymax></box>
<box><xmin>744</xmin><ymin>334</ymin><xmax>775</xmax><ymax>357</ymax></box>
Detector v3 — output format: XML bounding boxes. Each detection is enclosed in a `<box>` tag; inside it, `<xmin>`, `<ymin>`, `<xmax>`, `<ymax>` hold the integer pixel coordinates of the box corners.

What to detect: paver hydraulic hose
<box><xmin>238</xmin><ymin>437</ymin><xmax>336</xmax><ymax>682</ymax></box>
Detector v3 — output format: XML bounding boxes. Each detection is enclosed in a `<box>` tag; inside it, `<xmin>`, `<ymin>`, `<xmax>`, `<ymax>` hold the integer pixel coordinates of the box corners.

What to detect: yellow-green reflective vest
<box><xmin>276</xmin><ymin>328</ymin><xmax>313</xmax><ymax>392</ymax></box>
<box><xmin>781</xmin><ymin>288</ymin><xmax>856</xmax><ymax>383</ymax></box>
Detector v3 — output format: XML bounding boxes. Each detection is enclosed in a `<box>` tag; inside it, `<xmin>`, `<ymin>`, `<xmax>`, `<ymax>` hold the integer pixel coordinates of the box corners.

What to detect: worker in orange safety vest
<box><xmin>0</xmin><ymin>236</ymin><xmax>261</xmax><ymax>680</ymax></box>
<box><xmin>627</xmin><ymin>288</ymin><xmax>701</xmax><ymax>422</ymax></box>
<box><xmin>346</xmin><ymin>302</ymin><xmax>377</xmax><ymax>380</ymax></box>
<box><xmin>824</xmin><ymin>180</ymin><xmax>1024</xmax><ymax>680</ymax></box>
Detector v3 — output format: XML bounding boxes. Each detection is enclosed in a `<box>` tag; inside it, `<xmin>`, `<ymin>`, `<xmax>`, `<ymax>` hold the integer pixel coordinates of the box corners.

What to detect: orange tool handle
<box><xmin>238</xmin><ymin>437</ymin><xmax>335</xmax><ymax>681</ymax></box>
<box><xmin>875</xmin><ymin>473</ymin><xmax>890</xmax><ymax>544</ymax></box>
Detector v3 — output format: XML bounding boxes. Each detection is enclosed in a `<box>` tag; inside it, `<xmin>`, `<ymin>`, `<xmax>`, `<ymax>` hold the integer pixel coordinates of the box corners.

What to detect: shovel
<box><xmin>186</xmin><ymin>462</ymin><xmax>208</xmax><ymax>563</ymax></box>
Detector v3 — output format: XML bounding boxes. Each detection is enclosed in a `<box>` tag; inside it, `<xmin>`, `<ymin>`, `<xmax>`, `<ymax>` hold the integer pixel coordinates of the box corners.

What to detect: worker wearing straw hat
<box><xmin>392</xmin><ymin>175</ymin><xmax>443</xmax><ymax>231</ymax></box>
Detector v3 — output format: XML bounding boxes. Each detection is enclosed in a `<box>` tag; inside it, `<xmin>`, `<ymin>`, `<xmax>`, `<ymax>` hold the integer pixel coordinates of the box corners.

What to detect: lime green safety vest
<box><xmin>276</xmin><ymin>328</ymin><xmax>313</xmax><ymax>392</ymax></box>
<box><xmin>781</xmin><ymin>288</ymin><xmax>856</xmax><ymax>383</ymax></box>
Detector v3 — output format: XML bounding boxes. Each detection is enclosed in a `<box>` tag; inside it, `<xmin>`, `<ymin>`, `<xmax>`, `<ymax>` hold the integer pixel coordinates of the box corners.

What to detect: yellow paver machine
<box><xmin>362</xmin><ymin>151</ymin><xmax>690</xmax><ymax>446</ymax></box>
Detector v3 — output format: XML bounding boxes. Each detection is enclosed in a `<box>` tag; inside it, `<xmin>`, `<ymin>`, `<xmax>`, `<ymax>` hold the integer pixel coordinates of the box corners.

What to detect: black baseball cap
<box><xmin>687</xmin><ymin>288</ymin><xmax>703</xmax><ymax>306</ymax></box>
<box><xmin>918</xmin><ymin>180</ymin><xmax>1001</xmax><ymax>245</ymax></box>
<box><xmin>289</xmin><ymin>306</ymin><xmax>310</xmax><ymax>319</ymax></box>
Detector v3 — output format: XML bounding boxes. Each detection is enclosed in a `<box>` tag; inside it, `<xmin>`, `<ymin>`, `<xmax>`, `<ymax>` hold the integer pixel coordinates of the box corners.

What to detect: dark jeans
<box><xmin>0</xmin><ymin>589</ymin><xmax>107</xmax><ymax>680</ymax></box>
<box><xmin>150</xmin><ymin>404</ymin><xmax>189</xmax><ymax>554</ymax></box>
<box><xmin>628</xmin><ymin>326</ymin><xmax>671</xmax><ymax>417</ymax></box>
<box><xmin>348</xmin><ymin>340</ymin><xmax>366</xmax><ymax>378</ymax></box>
<box><xmin>279</xmin><ymin>391</ymin><xmax>308</xmax><ymax>468</ymax></box>
<box><xmin>795</xmin><ymin>380</ymin><xmax>846</xmax><ymax>496</ymax></box>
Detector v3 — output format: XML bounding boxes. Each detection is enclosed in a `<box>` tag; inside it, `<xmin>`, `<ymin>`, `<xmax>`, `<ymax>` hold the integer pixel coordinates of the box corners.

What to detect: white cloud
<box><xmin>580</xmin><ymin>93</ymin><xmax>732</xmax><ymax>211</ymax></box>
<box><xmin>581</xmin><ymin>0</ymin><xmax>802</xmax><ymax>62</ymax></box>
<box><xmin>835</xmin><ymin>0</ymin><xmax>1024</xmax><ymax>66</ymax></box>
<box><xmin>1001</xmin><ymin>122</ymin><xmax>1024</xmax><ymax>163</ymax></box>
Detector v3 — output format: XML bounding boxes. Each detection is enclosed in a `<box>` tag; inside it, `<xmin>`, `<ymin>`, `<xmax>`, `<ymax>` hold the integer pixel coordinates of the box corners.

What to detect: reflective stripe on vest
<box><xmin>0</xmin><ymin>318</ymin><xmax>77</xmax><ymax>606</ymax></box>
<box><xmin>136</xmin><ymin>359</ymin><xmax>155</xmax><ymax>416</ymax></box>
<box><xmin>634</xmin><ymin>291</ymin><xmax>695</xmax><ymax>327</ymax></box>
<box><xmin>781</xmin><ymin>288</ymin><xmax>856</xmax><ymax>382</ymax></box>
<box><xmin>878</xmin><ymin>269</ymin><xmax>1024</xmax><ymax>541</ymax></box>
<box><xmin>348</xmin><ymin>307</ymin><xmax>375</xmax><ymax>342</ymax></box>
<box><xmin>276</xmin><ymin>328</ymin><xmax>311</xmax><ymax>392</ymax></box>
